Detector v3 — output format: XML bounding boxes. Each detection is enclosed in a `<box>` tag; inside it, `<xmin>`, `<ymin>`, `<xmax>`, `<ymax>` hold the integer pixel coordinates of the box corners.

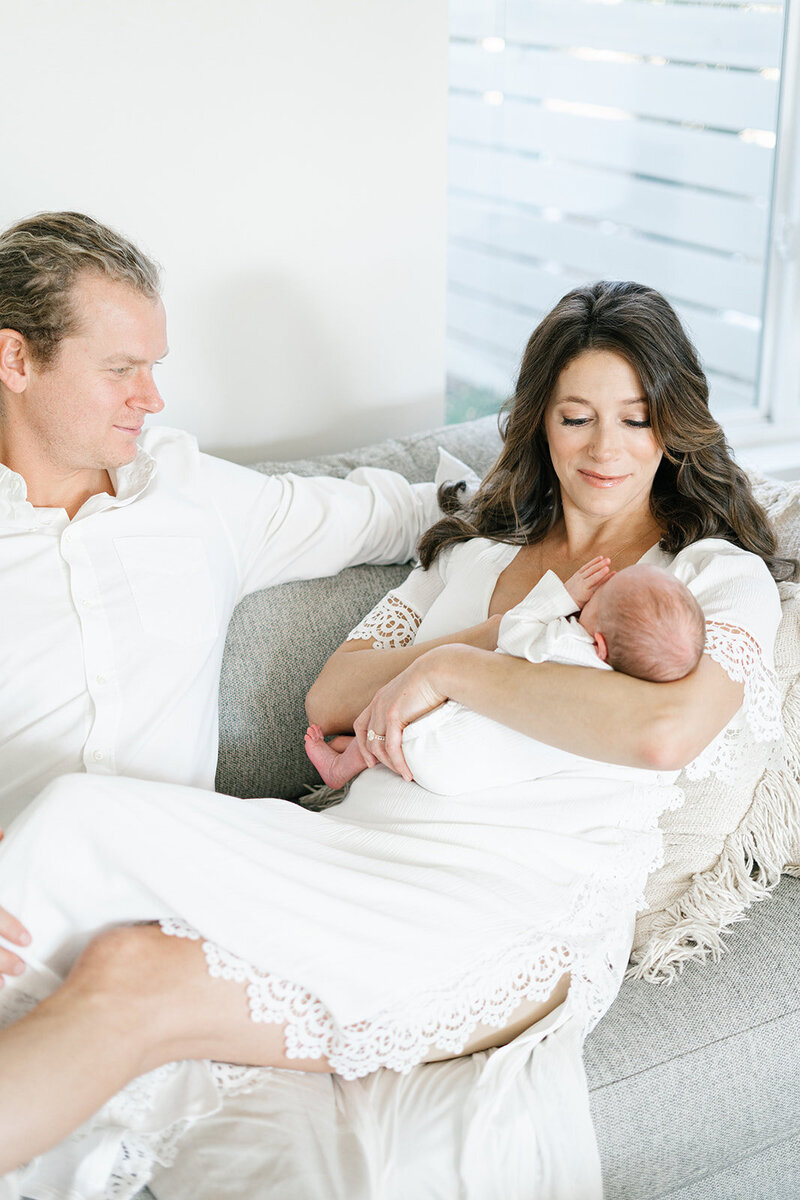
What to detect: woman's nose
<box><xmin>588</xmin><ymin>424</ymin><xmax>621</xmax><ymax>462</ymax></box>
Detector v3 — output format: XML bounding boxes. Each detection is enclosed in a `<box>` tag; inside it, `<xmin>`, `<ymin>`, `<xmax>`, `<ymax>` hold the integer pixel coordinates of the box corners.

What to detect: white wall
<box><xmin>2</xmin><ymin>0</ymin><xmax>447</xmax><ymax>461</ymax></box>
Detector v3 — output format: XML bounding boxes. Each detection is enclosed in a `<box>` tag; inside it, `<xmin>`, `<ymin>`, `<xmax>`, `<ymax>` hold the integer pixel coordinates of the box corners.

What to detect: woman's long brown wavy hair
<box><xmin>419</xmin><ymin>281</ymin><xmax>796</xmax><ymax>582</ymax></box>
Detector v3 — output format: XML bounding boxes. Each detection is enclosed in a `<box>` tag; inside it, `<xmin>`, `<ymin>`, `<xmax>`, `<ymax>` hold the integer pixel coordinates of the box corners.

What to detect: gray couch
<box><xmin>149</xmin><ymin>416</ymin><xmax>800</xmax><ymax>1198</ymax></box>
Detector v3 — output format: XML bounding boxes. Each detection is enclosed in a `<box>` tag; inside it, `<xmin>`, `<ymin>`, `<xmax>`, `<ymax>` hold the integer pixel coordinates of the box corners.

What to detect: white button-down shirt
<box><xmin>0</xmin><ymin>427</ymin><xmax>438</xmax><ymax>828</ymax></box>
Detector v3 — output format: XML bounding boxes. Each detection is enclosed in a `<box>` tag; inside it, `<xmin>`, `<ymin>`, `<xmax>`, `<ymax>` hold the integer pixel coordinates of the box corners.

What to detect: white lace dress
<box><xmin>0</xmin><ymin>536</ymin><xmax>782</xmax><ymax>1200</ymax></box>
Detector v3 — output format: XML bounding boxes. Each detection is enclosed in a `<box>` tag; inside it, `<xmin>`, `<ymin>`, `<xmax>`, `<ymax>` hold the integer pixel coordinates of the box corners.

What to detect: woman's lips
<box><xmin>578</xmin><ymin>469</ymin><xmax>630</xmax><ymax>488</ymax></box>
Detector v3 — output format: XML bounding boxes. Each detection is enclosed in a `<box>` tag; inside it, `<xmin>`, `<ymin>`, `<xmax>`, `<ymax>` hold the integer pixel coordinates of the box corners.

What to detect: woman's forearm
<box><xmin>306</xmin><ymin>618</ymin><xmax>501</xmax><ymax>733</ymax></box>
<box><xmin>423</xmin><ymin>644</ymin><xmax>743</xmax><ymax>771</ymax></box>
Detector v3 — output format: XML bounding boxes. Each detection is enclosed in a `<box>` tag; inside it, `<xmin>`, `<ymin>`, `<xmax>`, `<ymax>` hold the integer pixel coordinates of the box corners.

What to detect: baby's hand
<box><xmin>565</xmin><ymin>557</ymin><xmax>611</xmax><ymax>608</ymax></box>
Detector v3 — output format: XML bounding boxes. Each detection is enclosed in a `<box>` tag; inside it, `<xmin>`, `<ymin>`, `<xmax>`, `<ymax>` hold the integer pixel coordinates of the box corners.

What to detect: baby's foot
<box><xmin>304</xmin><ymin>725</ymin><xmax>365</xmax><ymax>789</ymax></box>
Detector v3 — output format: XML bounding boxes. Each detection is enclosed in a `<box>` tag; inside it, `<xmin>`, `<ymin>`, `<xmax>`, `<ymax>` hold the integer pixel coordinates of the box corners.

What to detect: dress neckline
<box><xmin>483</xmin><ymin>538</ymin><xmax>670</xmax><ymax>619</ymax></box>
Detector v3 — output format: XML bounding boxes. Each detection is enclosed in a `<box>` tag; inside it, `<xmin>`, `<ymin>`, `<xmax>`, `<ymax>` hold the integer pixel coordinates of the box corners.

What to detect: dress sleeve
<box><xmin>346</xmin><ymin>552</ymin><xmax>452</xmax><ymax>649</ymax></box>
<box><xmin>671</xmin><ymin>538</ymin><xmax>784</xmax><ymax>782</ymax></box>
<box><xmin>199</xmin><ymin>453</ymin><xmax>441</xmax><ymax>598</ymax></box>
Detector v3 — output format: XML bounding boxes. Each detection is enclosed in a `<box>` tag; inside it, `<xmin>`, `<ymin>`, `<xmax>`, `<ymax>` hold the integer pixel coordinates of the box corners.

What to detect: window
<box><xmin>447</xmin><ymin>0</ymin><xmax>800</xmax><ymax>472</ymax></box>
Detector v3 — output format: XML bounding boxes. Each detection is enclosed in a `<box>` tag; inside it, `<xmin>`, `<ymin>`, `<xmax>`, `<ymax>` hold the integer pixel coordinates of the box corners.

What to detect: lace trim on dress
<box><xmin>159</xmin><ymin>802</ymin><xmax>673</xmax><ymax>1082</ymax></box>
<box><xmin>684</xmin><ymin>621</ymin><xmax>783</xmax><ymax>784</ymax></box>
<box><xmin>160</xmin><ymin>917</ymin><xmax>584</xmax><ymax>1078</ymax></box>
<box><xmin>346</xmin><ymin>592</ymin><xmax>422</xmax><ymax>649</ymax></box>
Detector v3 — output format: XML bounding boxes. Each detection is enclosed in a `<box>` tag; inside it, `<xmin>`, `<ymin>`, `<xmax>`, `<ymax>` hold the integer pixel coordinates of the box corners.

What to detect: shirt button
<box><xmin>96</xmin><ymin>674</ymin><xmax>108</xmax><ymax>686</ymax></box>
<box><xmin>92</xmin><ymin>750</ymin><xmax>104</xmax><ymax>762</ymax></box>
<box><xmin>82</xmin><ymin>597</ymin><xmax>98</xmax><ymax>609</ymax></box>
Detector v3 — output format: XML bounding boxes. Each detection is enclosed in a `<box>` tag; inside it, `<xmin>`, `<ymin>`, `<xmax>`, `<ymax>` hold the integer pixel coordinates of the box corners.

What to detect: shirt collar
<box><xmin>0</xmin><ymin>443</ymin><xmax>157</xmax><ymax>528</ymax></box>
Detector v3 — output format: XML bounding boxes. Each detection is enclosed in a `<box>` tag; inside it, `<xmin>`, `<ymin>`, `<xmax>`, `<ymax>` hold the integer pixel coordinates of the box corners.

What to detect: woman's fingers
<box><xmin>357</xmin><ymin>697</ymin><xmax>404</xmax><ymax>775</ymax></box>
<box><xmin>383</xmin><ymin>716</ymin><xmax>412</xmax><ymax>781</ymax></box>
<box><xmin>353</xmin><ymin>655</ymin><xmax>447</xmax><ymax>781</ymax></box>
<box><xmin>353</xmin><ymin>708</ymin><xmax>378</xmax><ymax>767</ymax></box>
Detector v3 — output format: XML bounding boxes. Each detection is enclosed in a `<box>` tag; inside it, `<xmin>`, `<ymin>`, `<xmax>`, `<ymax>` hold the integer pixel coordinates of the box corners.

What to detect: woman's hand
<box><xmin>353</xmin><ymin>648</ymin><xmax>452</xmax><ymax>781</ymax></box>
<box><xmin>0</xmin><ymin>831</ymin><xmax>31</xmax><ymax>985</ymax></box>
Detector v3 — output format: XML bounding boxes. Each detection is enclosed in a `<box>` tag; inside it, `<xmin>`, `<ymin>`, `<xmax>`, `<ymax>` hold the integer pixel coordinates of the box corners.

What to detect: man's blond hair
<box><xmin>0</xmin><ymin>211</ymin><xmax>161</xmax><ymax>366</ymax></box>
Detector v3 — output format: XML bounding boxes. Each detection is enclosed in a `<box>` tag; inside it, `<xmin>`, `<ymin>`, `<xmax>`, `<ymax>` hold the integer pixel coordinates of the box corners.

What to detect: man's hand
<box><xmin>564</xmin><ymin>556</ymin><xmax>612</xmax><ymax>609</ymax></box>
<box><xmin>0</xmin><ymin>830</ymin><xmax>31</xmax><ymax>984</ymax></box>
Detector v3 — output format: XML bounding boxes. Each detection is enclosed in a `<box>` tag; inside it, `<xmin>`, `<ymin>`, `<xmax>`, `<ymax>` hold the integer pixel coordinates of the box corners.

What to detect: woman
<box><xmin>0</xmin><ymin>282</ymin><xmax>791</xmax><ymax>1198</ymax></box>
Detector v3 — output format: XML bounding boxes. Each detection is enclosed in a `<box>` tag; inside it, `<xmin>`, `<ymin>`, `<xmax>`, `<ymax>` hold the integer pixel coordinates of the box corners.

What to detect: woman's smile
<box><xmin>577</xmin><ymin>469</ymin><xmax>632</xmax><ymax>489</ymax></box>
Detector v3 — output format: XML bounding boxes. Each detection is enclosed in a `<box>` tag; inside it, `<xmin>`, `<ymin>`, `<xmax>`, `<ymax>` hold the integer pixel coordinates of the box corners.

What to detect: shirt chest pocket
<box><xmin>114</xmin><ymin>536</ymin><xmax>218</xmax><ymax>646</ymax></box>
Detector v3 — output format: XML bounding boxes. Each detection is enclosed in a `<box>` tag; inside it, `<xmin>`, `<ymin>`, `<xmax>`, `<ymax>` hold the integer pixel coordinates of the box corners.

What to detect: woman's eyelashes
<box><xmin>559</xmin><ymin>416</ymin><xmax>651</xmax><ymax>428</ymax></box>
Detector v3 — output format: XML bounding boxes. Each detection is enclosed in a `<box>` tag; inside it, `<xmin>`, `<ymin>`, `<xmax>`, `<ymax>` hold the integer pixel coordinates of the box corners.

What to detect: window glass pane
<box><xmin>447</xmin><ymin>0</ymin><xmax>787</xmax><ymax>424</ymax></box>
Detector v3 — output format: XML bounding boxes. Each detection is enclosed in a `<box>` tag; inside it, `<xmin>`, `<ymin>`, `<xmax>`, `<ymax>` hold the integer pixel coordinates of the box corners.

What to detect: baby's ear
<box><xmin>594</xmin><ymin>632</ymin><xmax>609</xmax><ymax>662</ymax></box>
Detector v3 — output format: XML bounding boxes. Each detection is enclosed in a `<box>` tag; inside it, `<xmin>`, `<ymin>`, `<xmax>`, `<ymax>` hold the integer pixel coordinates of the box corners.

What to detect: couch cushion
<box><xmin>587</xmin><ymin>874</ymin><xmax>800</xmax><ymax>1199</ymax></box>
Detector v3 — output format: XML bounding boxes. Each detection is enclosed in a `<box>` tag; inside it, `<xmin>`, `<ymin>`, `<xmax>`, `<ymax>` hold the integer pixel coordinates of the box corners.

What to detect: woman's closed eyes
<box><xmin>559</xmin><ymin>416</ymin><xmax>651</xmax><ymax>428</ymax></box>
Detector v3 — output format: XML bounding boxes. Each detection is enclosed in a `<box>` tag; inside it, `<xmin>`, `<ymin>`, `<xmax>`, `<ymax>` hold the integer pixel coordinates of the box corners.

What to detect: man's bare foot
<box><xmin>304</xmin><ymin>726</ymin><xmax>367</xmax><ymax>789</ymax></box>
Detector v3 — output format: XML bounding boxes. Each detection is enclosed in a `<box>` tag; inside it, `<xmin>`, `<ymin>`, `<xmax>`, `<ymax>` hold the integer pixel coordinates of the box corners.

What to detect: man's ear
<box><xmin>0</xmin><ymin>330</ymin><xmax>32</xmax><ymax>394</ymax></box>
<box><xmin>594</xmin><ymin>631</ymin><xmax>609</xmax><ymax>662</ymax></box>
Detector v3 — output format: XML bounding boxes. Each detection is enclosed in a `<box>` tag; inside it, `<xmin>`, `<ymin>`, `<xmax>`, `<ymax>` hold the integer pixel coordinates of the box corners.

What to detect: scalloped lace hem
<box><xmin>159</xmin><ymin>918</ymin><xmax>589</xmax><ymax>1079</ymax></box>
<box><xmin>684</xmin><ymin>621</ymin><xmax>783</xmax><ymax>784</ymax></box>
<box><xmin>346</xmin><ymin>592</ymin><xmax>422</xmax><ymax>649</ymax></box>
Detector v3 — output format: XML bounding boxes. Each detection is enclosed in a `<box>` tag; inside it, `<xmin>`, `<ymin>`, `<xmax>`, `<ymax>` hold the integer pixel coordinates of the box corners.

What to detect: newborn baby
<box><xmin>305</xmin><ymin>557</ymin><xmax>706</xmax><ymax>794</ymax></box>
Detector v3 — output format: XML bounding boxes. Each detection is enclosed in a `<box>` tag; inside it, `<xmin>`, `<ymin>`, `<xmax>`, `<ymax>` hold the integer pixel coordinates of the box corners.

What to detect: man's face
<box><xmin>22</xmin><ymin>272</ymin><xmax>168</xmax><ymax>475</ymax></box>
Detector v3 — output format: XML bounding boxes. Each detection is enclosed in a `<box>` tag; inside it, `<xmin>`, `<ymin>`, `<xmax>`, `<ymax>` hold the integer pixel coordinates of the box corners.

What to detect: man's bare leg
<box><xmin>0</xmin><ymin>925</ymin><xmax>571</xmax><ymax>1175</ymax></box>
<box><xmin>304</xmin><ymin>725</ymin><xmax>369</xmax><ymax>789</ymax></box>
<box><xmin>0</xmin><ymin>926</ymin><xmax>332</xmax><ymax>1175</ymax></box>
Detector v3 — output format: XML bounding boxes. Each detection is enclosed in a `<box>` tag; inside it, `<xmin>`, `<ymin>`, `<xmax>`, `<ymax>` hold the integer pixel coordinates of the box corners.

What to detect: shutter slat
<box><xmin>449</xmin><ymin>144</ymin><xmax>770</xmax><ymax>258</ymax></box>
<box><xmin>449</xmin><ymin>195</ymin><xmax>765</xmax><ymax>316</ymax></box>
<box><xmin>449</xmin><ymin>94</ymin><xmax>774</xmax><ymax>198</ymax></box>
<box><xmin>450</xmin><ymin>42</ymin><xmax>780</xmax><ymax>133</ymax></box>
<box><xmin>459</xmin><ymin>0</ymin><xmax>785</xmax><ymax>72</ymax></box>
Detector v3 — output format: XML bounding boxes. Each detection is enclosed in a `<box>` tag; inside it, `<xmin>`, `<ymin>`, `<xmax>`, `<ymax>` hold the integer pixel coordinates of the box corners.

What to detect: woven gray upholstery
<box><xmin>216</xmin><ymin>563</ymin><xmax>410</xmax><ymax>798</ymax></box>
<box><xmin>587</xmin><ymin>875</ymin><xmax>800</xmax><ymax>1198</ymax></box>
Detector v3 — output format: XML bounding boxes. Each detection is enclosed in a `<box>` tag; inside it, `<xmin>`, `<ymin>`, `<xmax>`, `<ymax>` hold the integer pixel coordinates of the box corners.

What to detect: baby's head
<box><xmin>579</xmin><ymin>565</ymin><xmax>705</xmax><ymax>683</ymax></box>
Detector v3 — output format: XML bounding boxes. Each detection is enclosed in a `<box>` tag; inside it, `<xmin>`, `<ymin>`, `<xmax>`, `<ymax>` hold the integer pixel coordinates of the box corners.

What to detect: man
<box><xmin>0</xmin><ymin>210</ymin><xmax>440</xmax><ymax>978</ymax></box>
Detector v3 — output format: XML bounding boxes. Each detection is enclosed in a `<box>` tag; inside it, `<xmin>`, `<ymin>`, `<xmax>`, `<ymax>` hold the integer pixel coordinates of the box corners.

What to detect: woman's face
<box><xmin>544</xmin><ymin>349</ymin><xmax>662</xmax><ymax>523</ymax></box>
